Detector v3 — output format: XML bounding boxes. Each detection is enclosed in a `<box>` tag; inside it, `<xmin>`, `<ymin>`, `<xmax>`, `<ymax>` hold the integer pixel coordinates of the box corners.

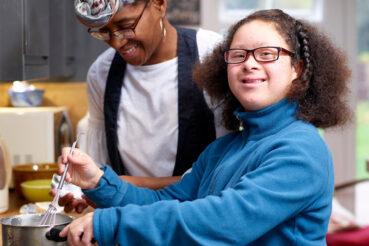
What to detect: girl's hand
<box><xmin>49</xmin><ymin>189</ymin><xmax>97</xmax><ymax>213</ymax></box>
<box><xmin>58</xmin><ymin>147</ymin><xmax>104</xmax><ymax>190</ymax></box>
<box><xmin>60</xmin><ymin>212</ymin><xmax>95</xmax><ymax>246</ymax></box>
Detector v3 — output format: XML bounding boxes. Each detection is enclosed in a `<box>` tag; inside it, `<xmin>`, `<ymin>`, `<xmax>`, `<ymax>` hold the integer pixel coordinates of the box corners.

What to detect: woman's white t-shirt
<box><xmin>82</xmin><ymin>28</ymin><xmax>226</xmax><ymax>177</ymax></box>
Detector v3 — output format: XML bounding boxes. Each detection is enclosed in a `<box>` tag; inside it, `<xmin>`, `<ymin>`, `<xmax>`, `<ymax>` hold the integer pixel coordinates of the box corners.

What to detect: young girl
<box><xmin>58</xmin><ymin>9</ymin><xmax>351</xmax><ymax>245</ymax></box>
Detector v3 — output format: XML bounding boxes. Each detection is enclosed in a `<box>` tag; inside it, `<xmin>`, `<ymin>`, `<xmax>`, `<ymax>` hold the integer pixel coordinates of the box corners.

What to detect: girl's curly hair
<box><xmin>193</xmin><ymin>9</ymin><xmax>352</xmax><ymax>131</ymax></box>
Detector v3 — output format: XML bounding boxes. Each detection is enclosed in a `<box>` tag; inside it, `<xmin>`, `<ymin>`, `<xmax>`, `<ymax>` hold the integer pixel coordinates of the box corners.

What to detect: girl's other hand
<box><xmin>60</xmin><ymin>212</ymin><xmax>95</xmax><ymax>246</ymax></box>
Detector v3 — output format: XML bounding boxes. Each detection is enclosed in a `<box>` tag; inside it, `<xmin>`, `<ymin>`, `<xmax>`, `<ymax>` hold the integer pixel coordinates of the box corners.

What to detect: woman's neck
<box><xmin>145</xmin><ymin>19</ymin><xmax>178</xmax><ymax>65</ymax></box>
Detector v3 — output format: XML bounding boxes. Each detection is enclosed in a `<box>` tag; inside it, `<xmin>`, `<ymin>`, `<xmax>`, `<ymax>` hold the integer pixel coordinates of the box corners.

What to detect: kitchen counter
<box><xmin>0</xmin><ymin>190</ymin><xmax>28</xmax><ymax>220</ymax></box>
<box><xmin>0</xmin><ymin>190</ymin><xmax>91</xmax><ymax>245</ymax></box>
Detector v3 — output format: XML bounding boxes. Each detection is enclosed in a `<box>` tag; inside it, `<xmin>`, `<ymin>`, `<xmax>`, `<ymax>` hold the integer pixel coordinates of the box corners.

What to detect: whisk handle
<box><xmin>57</xmin><ymin>161</ymin><xmax>70</xmax><ymax>190</ymax></box>
<box><xmin>57</xmin><ymin>142</ymin><xmax>77</xmax><ymax>190</ymax></box>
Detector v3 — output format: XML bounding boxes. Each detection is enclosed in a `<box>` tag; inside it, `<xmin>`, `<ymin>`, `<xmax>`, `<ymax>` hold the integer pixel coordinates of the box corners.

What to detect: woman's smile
<box><xmin>120</xmin><ymin>43</ymin><xmax>138</xmax><ymax>58</ymax></box>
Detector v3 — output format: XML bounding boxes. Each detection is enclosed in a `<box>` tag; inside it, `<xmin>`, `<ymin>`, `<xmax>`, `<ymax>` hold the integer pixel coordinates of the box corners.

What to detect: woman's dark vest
<box><xmin>103</xmin><ymin>27</ymin><xmax>216</xmax><ymax>176</ymax></box>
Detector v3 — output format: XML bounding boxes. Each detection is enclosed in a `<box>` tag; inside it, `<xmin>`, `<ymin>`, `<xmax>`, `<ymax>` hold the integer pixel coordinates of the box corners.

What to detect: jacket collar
<box><xmin>234</xmin><ymin>99</ymin><xmax>298</xmax><ymax>140</ymax></box>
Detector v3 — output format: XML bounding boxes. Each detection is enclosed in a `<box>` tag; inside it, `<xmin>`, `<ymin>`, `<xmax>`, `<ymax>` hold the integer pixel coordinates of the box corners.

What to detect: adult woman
<box><xmin>54</xmin><ymin>0</ymin><xmax>226</xmax><ymax>213</ymax></box>
<box><xmin>75</xmin><ymin>0</ymin><xmax>225</xmax><ymax>176</ymax></box>
<box><xmin>59</xmin><ymin>9</ymin><xmax>351</xmax><ymax>245</ymax></box>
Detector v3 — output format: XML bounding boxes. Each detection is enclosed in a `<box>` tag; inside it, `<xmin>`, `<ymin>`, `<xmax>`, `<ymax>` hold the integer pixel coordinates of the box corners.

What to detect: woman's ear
<box><xmin>151</xmin><ymin>0</ymin><xmax>167</xmax><ymax>18</ymax></box>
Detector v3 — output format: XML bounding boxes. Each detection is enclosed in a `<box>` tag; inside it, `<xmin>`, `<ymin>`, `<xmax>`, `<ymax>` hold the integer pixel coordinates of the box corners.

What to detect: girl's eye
<box><xmin>231</xmin><ymin>52</ymin><xmax>245</xmax><ymax>59</ymax></box>
<box><xmin>260</xmin><ymin>51</ymin><xmax>273</xmax><ymax>57</ymax></box>
<box><xmin>257</xmin><ymin>48</ymin><xmax>278</xmax><ymax>58</ymax></box>
<box><xmin>234</xmin><ymin>54</ymin><xmax>245</xmax><ymax>58</ymax></box>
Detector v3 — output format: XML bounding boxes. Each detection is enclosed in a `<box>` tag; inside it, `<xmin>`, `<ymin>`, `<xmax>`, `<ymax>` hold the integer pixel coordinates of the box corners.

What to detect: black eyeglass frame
<box><xmin>224</xmin><ymin>46</ymin><xmax>295</xmax><ymax>64</ymax></box>
<box><xmin>87</xmin><ymin>1</ymin><xmax>149</xmax><ymax>41</ymax></box>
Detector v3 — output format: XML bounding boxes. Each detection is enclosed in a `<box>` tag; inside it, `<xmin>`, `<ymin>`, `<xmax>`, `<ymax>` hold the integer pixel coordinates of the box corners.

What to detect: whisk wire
<box><xmin>39</xmin><ymin>134</ymin><xmax>81</xmax><ymax>226</ymax></box>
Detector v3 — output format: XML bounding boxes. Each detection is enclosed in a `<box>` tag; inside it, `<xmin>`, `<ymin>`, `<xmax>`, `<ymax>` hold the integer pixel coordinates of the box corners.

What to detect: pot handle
<box><xmin>46</xmin><ymin>225</ymin><xmax>67</xmax><ymax>242</ymax></box>
<box><xmin>46</xmin><ymin>225</ymin><xmax>96</xmax><ymax>243</ymax></box>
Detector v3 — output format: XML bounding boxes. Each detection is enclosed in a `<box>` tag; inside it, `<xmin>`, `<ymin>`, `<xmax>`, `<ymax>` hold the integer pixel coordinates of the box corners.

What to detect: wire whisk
<box><xmin>39</xmin><ymin>134</ymin><xmax>81</xmax><ymax>226</ymax></box>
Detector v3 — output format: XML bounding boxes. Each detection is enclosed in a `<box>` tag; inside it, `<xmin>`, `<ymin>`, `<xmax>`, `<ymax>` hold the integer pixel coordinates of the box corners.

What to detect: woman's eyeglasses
<box><xmin>88</xmin><ymin>1</ymin><xmax>148</xmax><ymax>41</ymax></box>
<box><xmin>224</xmin><ymin>46</ymin><xmax>295</xmax><ymax>64</ymax></box>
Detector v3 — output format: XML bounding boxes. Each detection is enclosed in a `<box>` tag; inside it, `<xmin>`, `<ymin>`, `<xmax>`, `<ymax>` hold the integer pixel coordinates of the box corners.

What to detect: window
<box><xmin>356</xmin><ymin>0</ymin><xmax>369</xmax><ymax>180</ymax></box>
<box><xmin>219</xmin><ymin>0</ymin><xmax>323</xmax><ymax>23</ymax></box>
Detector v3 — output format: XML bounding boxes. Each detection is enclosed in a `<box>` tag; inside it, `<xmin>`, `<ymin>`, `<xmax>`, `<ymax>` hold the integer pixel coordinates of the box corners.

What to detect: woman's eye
<box><xmin>99</xmin><ymin>29</ymin><xmax>109</xmax><ymax>33</ymax></box>
<box><xmin>118</xmin><ymin>23</ymin><xmax>134</xmax><ymax>30</ymax></box>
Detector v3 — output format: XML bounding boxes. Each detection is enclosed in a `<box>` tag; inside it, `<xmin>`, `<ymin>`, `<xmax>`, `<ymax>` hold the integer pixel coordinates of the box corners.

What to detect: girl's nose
<box><xmin>242</xmin><ymin>53</ymin><xmax>259</xmax><ymax>70</ymax></box>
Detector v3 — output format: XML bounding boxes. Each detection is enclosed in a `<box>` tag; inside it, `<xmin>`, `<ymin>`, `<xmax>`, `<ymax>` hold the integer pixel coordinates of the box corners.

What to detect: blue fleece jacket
<box><xmin>84</xmin><ymin>99</ymin><xmax>334</xmax><ymax>245</ymax></box>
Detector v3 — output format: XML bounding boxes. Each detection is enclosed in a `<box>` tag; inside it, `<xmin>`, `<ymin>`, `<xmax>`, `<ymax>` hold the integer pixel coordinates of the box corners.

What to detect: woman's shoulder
<box><xmin>196</xmin><ymin>28</ymin><xmax>223</xmax><ymax>42</ymax></box>
<box><xmin>93</xmin><ymin>47</ymin><xmax>116</xmax><ymax>67</ymax></box>
<box><xmin>87</xmin><ymin>48</ymin><xmax>116</xmax><ymax>78</ymax></box>
<box><xmin>196</xmin><ymin>28</ymin><xmax>223</xmax><ymax>62</ymax></box>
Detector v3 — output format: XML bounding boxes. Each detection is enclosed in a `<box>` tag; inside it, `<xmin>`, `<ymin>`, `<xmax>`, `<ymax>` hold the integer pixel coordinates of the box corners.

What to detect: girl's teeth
<box><xmin>244</xmin><ymin>80</ymin><xmax>263</xmax><ymax>83</ymax></box>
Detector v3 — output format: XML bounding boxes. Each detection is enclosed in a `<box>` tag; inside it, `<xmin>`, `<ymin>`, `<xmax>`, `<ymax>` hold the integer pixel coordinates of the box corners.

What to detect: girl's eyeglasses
<box><xmin>225</xmin><ymin>46</ymin><xmax>295</xmax><ymax>64</ymax></box>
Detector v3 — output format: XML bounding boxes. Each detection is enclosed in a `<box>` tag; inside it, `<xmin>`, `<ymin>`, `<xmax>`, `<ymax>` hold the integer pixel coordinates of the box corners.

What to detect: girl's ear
<box><xmin>292</xmin><ymin>60</ymin><xmax>304</xmax><ymax>81</ymax></box>
<box><xmin>151</xmin><ymin>0</ymin><xmax>167</xmax><ymax>18</ymax></box>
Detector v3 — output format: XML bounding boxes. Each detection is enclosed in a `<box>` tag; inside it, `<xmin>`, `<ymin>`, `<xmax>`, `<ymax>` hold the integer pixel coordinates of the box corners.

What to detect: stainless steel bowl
<box><xmin>1</xmin><ymin>213</ymin><xmax>73</xmax><ymax>246</ymax></box>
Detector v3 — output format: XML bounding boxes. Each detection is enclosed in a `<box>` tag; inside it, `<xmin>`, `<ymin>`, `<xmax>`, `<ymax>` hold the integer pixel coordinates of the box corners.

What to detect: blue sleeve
<box><xmin>91</xmin><ymin>129</ymin><xmax>334</xmax><ymax>245</ymax></box>
<box><xmin>83</xmin><ymin>149</ymin><xmax>207</xmax><ymax>208</ymax></box>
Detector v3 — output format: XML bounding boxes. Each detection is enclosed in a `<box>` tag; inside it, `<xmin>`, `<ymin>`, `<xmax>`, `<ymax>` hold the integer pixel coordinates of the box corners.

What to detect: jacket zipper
<box><xmin>208</xmin><ymin>165</ymin><xmax>226</xmax><ymax>195</ymax></box>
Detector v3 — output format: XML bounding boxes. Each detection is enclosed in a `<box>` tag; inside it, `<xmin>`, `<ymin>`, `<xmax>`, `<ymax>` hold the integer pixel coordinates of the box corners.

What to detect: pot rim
<box><xmin>0</xmin><ymin>213</ymin><xmax>74</xmax><ymax>228</ymax></box>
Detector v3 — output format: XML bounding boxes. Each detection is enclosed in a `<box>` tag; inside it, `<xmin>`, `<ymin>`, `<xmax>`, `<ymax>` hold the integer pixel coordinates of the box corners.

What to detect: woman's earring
<box><xmin>160</xmin><ymin>18</ymin><xmax>167</xmax><ymax>41</ymax></box>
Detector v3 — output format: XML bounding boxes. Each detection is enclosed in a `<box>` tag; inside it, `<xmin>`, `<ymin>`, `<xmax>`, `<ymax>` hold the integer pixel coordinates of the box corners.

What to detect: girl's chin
<box><xmin>239</xmin><ymin>99</ymin><xmax>265</xmax><ymax>111</ymax></box>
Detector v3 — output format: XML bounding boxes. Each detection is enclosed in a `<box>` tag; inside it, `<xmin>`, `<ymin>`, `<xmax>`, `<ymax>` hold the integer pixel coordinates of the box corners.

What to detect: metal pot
<box><xmin>0</xmin><ymin>213</ymin><xmax>73</xmax><ymax>246</ymax></box>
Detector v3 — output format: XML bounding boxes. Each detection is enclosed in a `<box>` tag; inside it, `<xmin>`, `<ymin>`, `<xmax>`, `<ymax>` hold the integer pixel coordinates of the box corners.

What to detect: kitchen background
<box><xmin>0</xmin><ymin>0</ymin><xmax>368</xmax><ymax>218</ymax></box>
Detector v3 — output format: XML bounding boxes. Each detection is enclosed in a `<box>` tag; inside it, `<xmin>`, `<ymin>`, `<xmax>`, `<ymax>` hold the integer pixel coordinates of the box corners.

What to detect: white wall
<box><xmin>319</xmin><ymin>0</ymin><xmax>357</xmax><ymax>212</ymax></box>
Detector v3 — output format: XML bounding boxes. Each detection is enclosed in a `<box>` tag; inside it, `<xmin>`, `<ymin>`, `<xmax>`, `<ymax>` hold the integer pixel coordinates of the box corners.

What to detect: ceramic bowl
<box><xmin>13</xmin><ymin>163</ymin><xmax>58</xmax><ymax>195</ymax></box>
<box><xmin>20</xmin><ymin>179</ymin><xmax>53</xmax><ymax>202</ymax></box>
<box><xmin>8</xmin><ymin>89</ymin><xmax>45</xmax><ymax>107</ymax></box>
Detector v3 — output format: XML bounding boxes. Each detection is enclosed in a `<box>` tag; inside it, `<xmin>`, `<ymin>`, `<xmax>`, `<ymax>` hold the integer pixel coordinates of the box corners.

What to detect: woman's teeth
<box><xmin>123</xmin><ymin>44</ymin><xmax>137</xmax><ymax>54</ymax></box>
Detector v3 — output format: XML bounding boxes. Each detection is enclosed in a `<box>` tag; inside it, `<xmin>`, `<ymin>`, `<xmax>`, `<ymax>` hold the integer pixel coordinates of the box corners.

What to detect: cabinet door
<box><xmin>24</xmin><ymin>0</ymin><xmax>49</xmax><ymax>57</ymax></box>
<box><xmin>49</xmin><ymin>0</ymin><xmax>76</xmax><ymax>78</ymax></box>
<box><xmin>65</xmin><ymin>0</ymin><xmax>77</xmax><ymax>76</ymax></box>
<box><xmin>23</xmin><ymin>0</ymin><xmax>50</xmax><ymax>79</ymax></box>
<box><xmin>0</xmin><ymin>1</ymin><xmax>23</xmax><ymax>81</ymax></box>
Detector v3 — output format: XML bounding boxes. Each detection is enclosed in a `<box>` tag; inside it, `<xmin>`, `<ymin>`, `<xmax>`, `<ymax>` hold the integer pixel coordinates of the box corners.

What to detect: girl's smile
<box><xmin>240</xmin><ymin>77</ymin><xmax>267</xmax><ymax>86</ymax></box>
